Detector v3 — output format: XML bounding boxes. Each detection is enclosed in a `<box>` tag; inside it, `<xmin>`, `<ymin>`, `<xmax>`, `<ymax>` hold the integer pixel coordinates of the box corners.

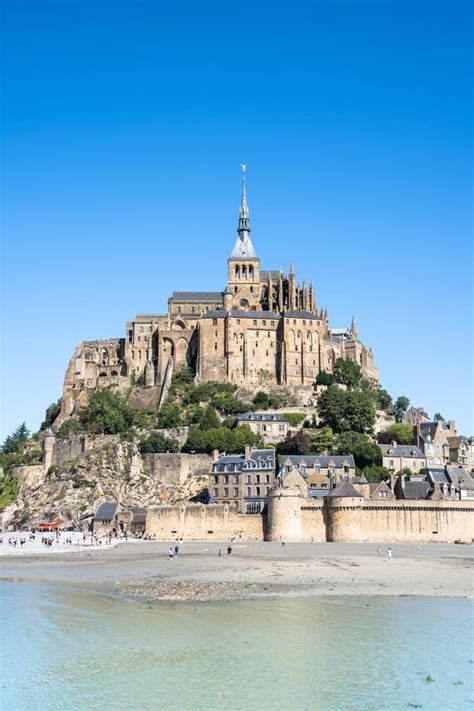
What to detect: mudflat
<box><xmin>1</xmin><ymin>540</ymin><xmax>472</xmax><ymax>602</ymax></box>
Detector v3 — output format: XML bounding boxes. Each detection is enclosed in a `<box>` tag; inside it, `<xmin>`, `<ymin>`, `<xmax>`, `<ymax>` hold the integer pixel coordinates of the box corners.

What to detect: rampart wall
<box><xmin>146</xmin><ymin>504</ymin><xmax>264</xmax><ymax>541</ymax></box>
<box><xmin>146</xmin><ymin>492</ymin><xmax>473</xmax><ymax>544</ymax></box>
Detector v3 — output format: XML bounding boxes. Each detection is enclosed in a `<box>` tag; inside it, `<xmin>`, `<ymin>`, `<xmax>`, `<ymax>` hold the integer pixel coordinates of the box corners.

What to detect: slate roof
<box><xmin>202</xmin><ymin>310</ymin><xmax>281</xmax><ymax>320</ymax></box>
<box><xmin>230</xmin><ymin>233</ymin><xmax>258</xmax><ymax>258</ymax></box>
<box><xmin>369</xmin><ymin>481</ymin><xmax>394</xmax><ymax>499</ymax></box>
<box><xmin>170</xmin><ymin>291</ymin><xmax>223</xmax><ymax>303</ymax></box>
<box><xmin>398</xmin><ymin>481</ymin><xmax>432</xmax><ymax>499</ymax></box>
<box><xmin>284</xmin><ymin>310</ymin><xmax>320</xmax><ymax>320</ymax></box>
<box><xmin>380</xmin><ymin>444</ymin><xmax>425</xmax><ymax>459</ymax></box>
<box><xmin>237</xmin><ymin>412</ymin><xmax>288</xmax><ymax>422</ymax></box>
<box><xmin>94</xmin><ymin>502</ymin><xmax>118</xmax><ymax>521</ymax></box>
<box><xmin>428</xmin><ymin>468</ymin><xmax>449</xmax><ymax>484</ymax></box>
<box><xmin>212</xmin><ymin>449</ymin><xmax>275</xmax><ymax>473</ymax></box>
<box><xmin>327</xmin><ymin>481</ymin><xmax>363</xmax><ymax>498</ymax></box>
<box><xmin>281</xmin><ymin>454</ymin><xmax>355</xmax><ymax>469</ymax></box>
<box><xmin>260</xmin><ymin>270</ymin><xmax>281</xmax><ymax>280</ymax></box>
<box><xmin>353</xmin><ymin>475</ymin><xmax>369</xmax><ymax>484</ymax></box>
<box><xmin>43</xmin><ymin>428</ymin><xmax>55</xmax><ymax>438</ymax></box>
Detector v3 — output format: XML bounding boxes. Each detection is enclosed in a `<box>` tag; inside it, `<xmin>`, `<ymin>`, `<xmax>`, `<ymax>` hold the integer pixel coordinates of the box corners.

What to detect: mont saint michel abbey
<box><xmin>60</xmin><ymin>169</ymin><xmax>378</xmax><ymax>420</ymax></box>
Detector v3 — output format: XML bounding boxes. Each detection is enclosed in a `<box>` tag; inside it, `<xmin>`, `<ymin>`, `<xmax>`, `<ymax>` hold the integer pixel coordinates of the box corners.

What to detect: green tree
<box><xmin>352</xmin><ymin>441</ymin><xmax>382</xmax><ymax>469</ymax></box>
<box><xmin>199</xmin><ymin>405</ymin><xmax>221</xmax><ymax>431</ymax></box>
<box><xmin>56</xmin><ymin>419</ymin><xmax>84</xmax><ymax>439</ymax></box>
<box><xmin>433</xmin><ymin>412</ymin><xmax>444</xmax><ymax>422</ymax></box>
<box><xmin>394</xmin><ymin>396</ymin><xmax>410</xmax><ymax>422</ymax></box>
<box><xmin>276</xmin><ymin>430</ymin><xmax>314</xmax><ymax>456</ymax></box>
<box><xmin>183</xmin><ymin>424</ymin><xmax>262</xmax><ymax>454</ymax></box>
<box><xmin>40</xmin><ymin>399</ymin><xmax>62</xmax><ymax>431</ymax></box>
<box><xmin>79</xmin><ymin>389</ymin><xmax>135</xmax><ymax>435</ymax></box>
<box><xmin>211</xmin><ymin>391</ymin><xmax>252</xmax><ymax>415</ymax></box>
<box><xmin>0</xmin><ymin>473</ymin><xmax>20</xmax><ymax>510</ymax></box>
<box><xmin>334</xmin><ymin>431</ymin><xmax>370</xmax><ymax>454</ymax></box>
<box><xmin>381</xmin><ymin>423</ymin><xmax>415</xmax><ymax>445</ymax></box>
<box><xmin>310</xmin><ymin>427</ymin><xmax>335</xmax><ymax>454</ymax></box>
<box><xmin>139</xmin><ymin>431</ymin><xmax>180</xmax><ymax>453</ymax></box>
<box><xmin>253</xmin><ymin>391</ymin><xmax>270</xmax><ymax>409</ymax></box>
<box><xmin>333</xmin><ymin>358</ymin><xmax>362</xmax><ymax>389</ymax></box>
<box><xmin>315</xmin><ymin>370</ymin><xmax>335</xmax><ymax>386</ymax></box>
<box><xmin>375</xmin><ymin>388</ymin><xmax>393</xmax><ymax>413</ymax></box>
<box><xmin>362</xmin><ymin>465</ymin><xmax>389</xmax><ymax>483</ymax></box>
<box><xmin>317</xmin><ymin>386</ymin><xmax>375</xmax><ymax>434</ymax></box>
<box><xmin>2</xmin><ymin>423</ymin><xmax>31</xmax><ymax>454</ymax></box>
<box><xmin>157</xmin><ymin>401</ymin><xmax>183</xmax><ymax>429</ymax></box>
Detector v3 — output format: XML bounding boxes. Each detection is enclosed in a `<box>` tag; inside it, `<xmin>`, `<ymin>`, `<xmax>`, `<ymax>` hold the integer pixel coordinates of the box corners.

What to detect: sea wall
<box><xmin>327</xmin><ymin>499</ymin><xmax>474</xmax><ymax>544</ymax></box>
<box><xmin>147</xmin><ymin>495</ymin><xmax>474</xmax><ymax>544</ymax></box>
<box><xmin>146</xmin><ymin>503</ymin><xmax>264</xmax><ymax>541</ymax></box>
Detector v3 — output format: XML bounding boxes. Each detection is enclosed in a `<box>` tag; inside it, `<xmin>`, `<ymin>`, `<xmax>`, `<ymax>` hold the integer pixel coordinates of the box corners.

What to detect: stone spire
<box><xmin>230</xmin><ymin>165</ymin><xmax>258</xmax><ymax>259</ymax></box>
<box><xmin>350</xmin><ymin>315</ymin><xmax>358</xmax><ymax>338</ymax></box>
<box><xmin>302</xmin><ymin>278</ymin><xmax>308</xmax><ymax>310</ymax></box>
<box><xmin>238</xmin><ymin>164</ymin><xmax>250</xmax><ymax>235</ymax></box>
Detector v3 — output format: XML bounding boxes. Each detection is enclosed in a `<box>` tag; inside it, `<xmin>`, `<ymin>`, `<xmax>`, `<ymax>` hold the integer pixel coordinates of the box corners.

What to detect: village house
<box><xmin>236</xmin><ymin>412</ymin><xmax>289</xmax><ymax>443</ymax></box>
<box><xmin>280</xmin><ymin>454</ymin><xmax>356</xmax><ymax>498</ymax></box>
<box><xmin>210</xmin><ymin>447</ymin><xmax>276</xmax><ymax>512</ymax></box>
<box><xmin>403</xmin><ymin>406</ymin><xmax>430</xmax><ymax>426</ymax></box>
<box><xmin>92</xmin><ymin>502</ymin><xmax>120</xmax><ymax>534</ymax></box>
<box><xmin>415</xmin><ymin>420</ymin><xmax>457</xmax><ymax>467</ymax></box>
<box><xmin>447</xmin><ymin>436</ymin><xmax>474</xmax><ymax>471</ymax></box>
<box><xmin>379</xmin><ymin>443</ymin><xmax>426</xmax><ymax>474</ymax></box>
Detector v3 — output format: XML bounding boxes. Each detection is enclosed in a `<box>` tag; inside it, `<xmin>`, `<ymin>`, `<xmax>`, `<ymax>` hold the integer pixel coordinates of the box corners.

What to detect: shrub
<box><xmin>379</xmin><ymin>423</ymin><xmax>415</xmax><ymax>445</ymax></box>
<box><xmin>80</xmin><ymin>389</ymin><xmax>135</xmax><ymax>435</ymax></box>
<box><xmin>57</xmin><ymin>419</ymin><xmax>84</xmax><ymax>439</ymax></box>
<box><xmin>0</xmin><ymin>473</ymin><xmax>19</xmax><ymax>510</ymax></box>
<box><xmin>139</xmin><ymin>431</ymin><xmax>180</xmax><ymax>453</ymax></box>
<box><xmin>211</xmin><ymin>392</ymin><xmax>253</xmax><ymax>415</ymax></box>
<box><xmin>315</xmin><ymin>370</ymin><xmax>335</xmax><ymax>386</ymax></box>
<box><xmin>362</xmin><ymin>466</ymin><xmax>389</xmax><ymax>483</ymax></box>
<box><xmin>283</xmin><ymin>412</ymin><xmax>306</xmax><ymax>428</ymax></box>
<box><xmin>40</xmin><ymin>399</ymin><xmax>62</xmax><ymax>431</ymax></box>
<box><xmin>183</xmin><ymin>424</ymin><xmax>262</xmax><ymax>454</ymax></box>
<box><xmin>156</xmin><ymin>401</ymin><xmax>183</xmax><ymax>429</ymax></box>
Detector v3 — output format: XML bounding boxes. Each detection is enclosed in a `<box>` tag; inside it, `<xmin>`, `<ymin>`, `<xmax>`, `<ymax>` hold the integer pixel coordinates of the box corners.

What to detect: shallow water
<box><xmin>1</xmin><ymin>582</ymin><xmax>472</xmax><ymax>710</ymax></box>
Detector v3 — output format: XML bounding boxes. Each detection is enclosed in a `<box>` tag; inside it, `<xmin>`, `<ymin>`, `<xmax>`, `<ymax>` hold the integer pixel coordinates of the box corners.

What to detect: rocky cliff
<box><xmin>2</xmin><ymin>437</ymin><xmax>212</xmax><ymax>529</ymax></box>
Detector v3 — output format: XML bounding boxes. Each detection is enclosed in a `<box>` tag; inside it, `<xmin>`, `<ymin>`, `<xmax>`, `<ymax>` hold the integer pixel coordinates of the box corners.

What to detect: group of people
<box><xmin>377</xmin><ymin>546</ymin><xmax>393</xmax><ymax>559</ymax></box>
<box><xmin>168</xmin><ymin>544</ymin><xmax>180</xmax><ymax>558</ymax></box>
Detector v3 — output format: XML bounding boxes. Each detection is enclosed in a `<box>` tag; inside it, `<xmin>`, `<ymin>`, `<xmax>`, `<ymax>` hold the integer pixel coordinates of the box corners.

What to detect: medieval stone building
<box><xmin>59</xmin><ymin>169</ymin><xmax>378</xmax><ymax>422</ymax></box>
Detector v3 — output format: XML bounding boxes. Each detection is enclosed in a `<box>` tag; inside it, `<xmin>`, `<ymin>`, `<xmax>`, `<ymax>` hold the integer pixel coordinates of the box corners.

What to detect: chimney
<box><xmin>212</xmin><ymin>449</ymin><xmax>219</xmax><ymax>462</ymax></box>
<box><xmin>391</xmin><ymin>440</ymin><xmax>397</xmax><ymax>447</ymax></box>
<box><xmin>244</xmin><ymin>444</ymin><xmax>252</xmax><ymax>460</ymax></box>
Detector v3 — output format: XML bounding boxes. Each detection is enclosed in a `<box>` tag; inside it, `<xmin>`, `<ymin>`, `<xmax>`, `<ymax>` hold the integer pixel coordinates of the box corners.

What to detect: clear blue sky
<box><xmin>2</xmin><ymin>0</ymin><xmax>472</xmax><ymax>438</ymax></box>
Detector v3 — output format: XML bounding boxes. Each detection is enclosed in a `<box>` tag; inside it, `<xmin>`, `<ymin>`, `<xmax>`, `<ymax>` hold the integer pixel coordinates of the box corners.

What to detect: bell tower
<box><xmin>227</xmin><ymin>165</ymin><xmax>261</xmax><ymax>310</ymax></box>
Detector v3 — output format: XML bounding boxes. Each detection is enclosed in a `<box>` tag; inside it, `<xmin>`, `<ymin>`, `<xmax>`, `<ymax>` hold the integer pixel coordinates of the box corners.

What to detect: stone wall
<box><xmin>146</xmin><ymin>503</ymin><xmax>264</xmax><ymax>541</ymax></box>
<box><xmin>327</xmin><ymin>498</ymin><xmax>473</xmax><ymax>544</ymax></box>
<box><xmin>52</xmin><ymin>435</ymin><xmax>121</xmax><ymax>465</ymax></box>
<box><xmin>142</xmin><ymin>453</ymin><xmax>212</xmax><ymax>488</ymax></box>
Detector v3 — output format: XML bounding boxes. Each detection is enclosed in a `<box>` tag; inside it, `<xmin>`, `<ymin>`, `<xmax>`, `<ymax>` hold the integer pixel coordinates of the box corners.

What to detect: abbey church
<box><xmin>59</xmin><ymin>170</ymin><xmax>378</xmax><ymax>420</ymax></box>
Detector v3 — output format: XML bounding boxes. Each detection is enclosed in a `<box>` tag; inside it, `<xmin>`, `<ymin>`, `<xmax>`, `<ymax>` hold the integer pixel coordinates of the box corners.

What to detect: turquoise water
<box><xmin>1</xmin><ymin>583</ymin><xmax>472</xmax><ymax>710</ymax></box>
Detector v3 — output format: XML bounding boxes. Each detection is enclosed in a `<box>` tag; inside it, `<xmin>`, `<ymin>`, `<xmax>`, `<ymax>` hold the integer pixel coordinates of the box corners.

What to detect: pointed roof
<box><xmin>327</xmin><ymin>481</ymin><xmax>363</xmax><ymax>498</ymax></box>
<box><xmin>350</xmin><ymin>315</ymin><xmax>358</xmax><ymax>338</ymax></box>
<box><xmin>230</xmin><ymin>165</ymin><xmax>258</xmax><ymax>259</ymax></box>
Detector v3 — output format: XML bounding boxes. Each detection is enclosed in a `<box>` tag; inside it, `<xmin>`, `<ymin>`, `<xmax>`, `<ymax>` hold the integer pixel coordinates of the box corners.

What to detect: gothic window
<box><xmin>101</xmin><ymin>349</ymin><xmax>109</xmax><ymax>366</ymax></box>
<box><xmin>253</xmin><ymin>320</ymin><xmax>257</xmax><ymax>326</ymax></box>
<box><xmin>234</xmin><ymin>286</ymin><xmax>238</xmax><ymax>292</ymax></box>
<box><xmin>249</xmin><ymin>266</ymin><xmax>253</xmax><ymax>277</ymax></box>
<box><xmin>214</xmin><ymin>343</ymin><xmax>218</xmax><ymax>350</ymax></box>
<box><xmin>235</xmin><ymin>265</ymin><xmax>240</xmax><ymax>277</ymax></box>
<box><xmin>240</xmin><ymin>299</ymin><xmax>249</xmax><ymax>309</ymax></box>
<box><xmin>213</xmin><ymin>319</ymin><xmax>217</xmax><ymax>325</ymax></box>
<box><xmin>250</xmin><ymin>286</ymin><xmax>254</xmax><ymax>292</ymax></box>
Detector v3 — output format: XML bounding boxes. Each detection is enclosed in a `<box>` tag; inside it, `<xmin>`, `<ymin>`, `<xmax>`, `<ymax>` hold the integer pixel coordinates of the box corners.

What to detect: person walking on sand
<box><xmin>227</xmin><ymin>545</ymin><xmax>232</xmax><ymax>556</ymax></box>
<box><xmin>174</xmin><ymin>544</ymin><xmax>179</xmax><ymax>556</ymax></box>
<box><xmin>168</xmin><ymin>546</ymin><xmax>174</xmax><ymax>559</ymax></box>
<box><xmin>218</xmin><ymin>549</ymin><xmax>222</xmax><ymax>557</ymax></box>
<box><xmin>387</xmin><ymin>546</ymin><xmax>392</xmax><ymax>560</ymax></box>
<box><xmin>377</xmin><ymin>546</ymin><xmax>381</xmax><ymax>557</ymax></box>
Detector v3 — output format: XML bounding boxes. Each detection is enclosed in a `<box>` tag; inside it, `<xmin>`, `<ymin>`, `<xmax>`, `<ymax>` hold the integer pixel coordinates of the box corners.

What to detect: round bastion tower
<box><xmin>267</xmin><ymin>487</ymin><xmax>303</xmax><ymax>542</ymax></box>
<box><xmin>325</xmin><ymin>482</ymin><xmax>364</xmax><ymax>542</ymax></box>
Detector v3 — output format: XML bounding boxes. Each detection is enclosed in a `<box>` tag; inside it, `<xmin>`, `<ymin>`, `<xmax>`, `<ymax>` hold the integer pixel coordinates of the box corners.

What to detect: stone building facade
<box><xmin>57</xmin><ymin>169</ymin><xmax>378</xmax><ymax>424</ymax></box>
<box><xmin>210</xmin><ymin>448</ymin><xmax>276</xmax><ymax>512</ymax></box>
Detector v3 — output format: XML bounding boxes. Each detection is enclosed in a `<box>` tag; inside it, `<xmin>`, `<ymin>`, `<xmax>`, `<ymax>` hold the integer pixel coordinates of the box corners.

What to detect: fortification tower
<box><xmin>325</xmin><ymin>481</ymin><xmax>364</xmax><ymax>542</ymax></box>
<box><xmin>267</xmin><ymin>487</ymin><xmax>303</xmax><ymax>541</ymax></box>
<box><xmin>43</xmin><ymin>428</ymin><xmax>56</xmax><ymax>473</ymax></box>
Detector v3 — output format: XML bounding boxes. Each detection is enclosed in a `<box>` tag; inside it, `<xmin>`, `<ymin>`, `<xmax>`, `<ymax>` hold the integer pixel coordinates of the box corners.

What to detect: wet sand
<box><xmin>1</xmin><ymin>540</ymin><xmax>472</xmax><ymax>602</ymax></box>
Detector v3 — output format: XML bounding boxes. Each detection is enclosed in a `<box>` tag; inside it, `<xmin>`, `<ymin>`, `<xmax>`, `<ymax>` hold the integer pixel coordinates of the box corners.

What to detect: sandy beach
<box><xmin>1</xmin><ymin>539</ymin><xmax>472</xmax><ymax>602</ymax></box>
